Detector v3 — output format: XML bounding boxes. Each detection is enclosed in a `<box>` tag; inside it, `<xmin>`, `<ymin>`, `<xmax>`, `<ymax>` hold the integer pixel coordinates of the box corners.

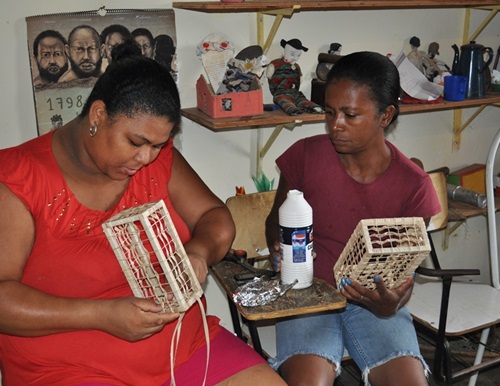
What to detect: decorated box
<box><xmin>447</xmin><ymin>163</ymin><xmax>486</xmax><ymax>194</ymax></box>
<box><xmin>196</xmin><ymin>75</ymin><xmax>263</xmax><ymax>119</ymax></box>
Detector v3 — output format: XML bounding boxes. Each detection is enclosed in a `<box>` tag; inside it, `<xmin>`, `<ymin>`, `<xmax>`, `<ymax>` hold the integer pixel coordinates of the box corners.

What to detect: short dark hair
<box><xmin>80</xmin><ymin>41</ymin><xmax>181</xmax><ymax>131</ymax></box>
<box><xmin>326</xmin><ymin>51</ymin><xmax>401</xmax><ymax>129</ymax></box>
<box><xmin>100</xmin><ymin>24</ymin><xmax>133</xmax><ymax>44</ymax></box>
<box><xmin>153</xmin><ymin>34</ymin><xmax>176</xmax><ymax>69</ymax></box>
<box><xmin>33</xmin><ymin>30</ymin><xmax>67</xmax><ymax>57</ymax></box>
<box><xmin>132</xmin><ymin>28</ymin><xmax>154</xmax><ymax>44</ymax></box>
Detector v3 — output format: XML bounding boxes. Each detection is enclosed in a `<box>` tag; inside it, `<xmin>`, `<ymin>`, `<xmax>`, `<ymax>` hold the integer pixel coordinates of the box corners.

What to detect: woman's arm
<box><xmin>168</xmin><ymin>148</ymin><xmax>235</xmax><ymax>283</ymax></box>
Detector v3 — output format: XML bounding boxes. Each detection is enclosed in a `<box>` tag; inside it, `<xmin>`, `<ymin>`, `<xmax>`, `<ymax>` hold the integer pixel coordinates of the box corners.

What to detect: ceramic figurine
<box><xmin>267</xmin><ymin>38</ymin><xmax>324</xmax><ymax>116</ymax></box>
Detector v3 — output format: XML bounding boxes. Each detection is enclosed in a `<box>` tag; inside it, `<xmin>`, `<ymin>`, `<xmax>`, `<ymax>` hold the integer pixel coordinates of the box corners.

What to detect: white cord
<box><xmin>169</xmin><ymin>297</ymin><xmax>210</xmax><ymax>386</ymax></box>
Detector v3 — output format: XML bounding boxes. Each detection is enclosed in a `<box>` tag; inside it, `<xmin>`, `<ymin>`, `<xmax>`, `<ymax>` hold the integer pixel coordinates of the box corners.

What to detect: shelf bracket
<box><xmin>254</xmin><ymin>5</ymin><xmax>303</xmax><ymax>177</ymax></box>
<box><xmin>442</xmin><ymin>220</ymin><xmax>465</xmax><ymax>250</ymax></box>
<box><xmin>467</xmin><ymin>6</ymin><xmax>500</xmax><ymax>42</ymax></box>
<box><xmin>452</xmin><ymin>106</ymin><xmax>485</xmax><ymax>150</ymax></box>
<box><xmin>443</xmin><ymin>212</ymin><xmax>492</xmax><ymax>249</ymax></box>
<box><xmin>256</xmin><ymin>121</ymin><xmax>301</xmax><ymax>176</ymax></box>
<box><xmin>257</xmin><ymin>6</ymin><xmax>301</xmax><ymax>54</ymax></box>
<box><xmin>453</xmin><ymin>103</ymin><xmax>500</xmax><ymax>150</ymax></box>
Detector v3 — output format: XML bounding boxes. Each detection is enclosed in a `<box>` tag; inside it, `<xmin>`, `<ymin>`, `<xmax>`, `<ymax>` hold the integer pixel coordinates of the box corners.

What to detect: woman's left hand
<box><xmin>338</xmin><ymin>275</ymin><xmax>414</xmax><ymax>317</ymax></box>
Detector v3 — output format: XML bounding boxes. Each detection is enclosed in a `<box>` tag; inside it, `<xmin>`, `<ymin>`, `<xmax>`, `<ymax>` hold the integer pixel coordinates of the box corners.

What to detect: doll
<box><xmin>267</xmin><ymin>38</ymin><xmax>324</xmax><ymax>116</ymax></box>
<box><xmin>422</xmin><ymin>42</ymin><xmax>451</xmax><ymax>83</ymax></box>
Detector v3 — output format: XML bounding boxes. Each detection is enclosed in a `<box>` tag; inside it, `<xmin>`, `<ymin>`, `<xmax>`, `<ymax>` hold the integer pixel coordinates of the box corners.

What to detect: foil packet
<box><xmin>233</xmin><ymin>276</ymin><xmax>298</xmax><ymax>307</ymax></box>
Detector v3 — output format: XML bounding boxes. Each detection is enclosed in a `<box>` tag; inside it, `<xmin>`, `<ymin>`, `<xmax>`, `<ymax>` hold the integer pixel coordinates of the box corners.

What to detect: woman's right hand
<box><xmin>268</xmin><ymin>241</ymin><xmax>282</xmax><ymax>272</ymax></box>
<box><xmin>97</xmin><ymin>297</ymin><xmax>180</xmax><ymax>342</ymax></box>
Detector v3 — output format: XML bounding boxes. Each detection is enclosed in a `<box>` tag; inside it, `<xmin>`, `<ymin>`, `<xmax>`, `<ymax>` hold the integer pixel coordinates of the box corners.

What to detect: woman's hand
<box><xmin>268</xmin><ymin>241</ymin><xmax>282</xmax><ymax>272</ymax></box>
<box><xmin>338</xmin><ymin>275</ymin><xmax>414</xmax><ymax>317</ymax></box>
<box><xmin>267</xmin><ymin>241</ymin><xmax>317</xmax><ymax>273</ymax></box>
<box><xmin>97</xmin><ymin>297</ymin><xmax>180</xmax><ymax>342</ymax></box>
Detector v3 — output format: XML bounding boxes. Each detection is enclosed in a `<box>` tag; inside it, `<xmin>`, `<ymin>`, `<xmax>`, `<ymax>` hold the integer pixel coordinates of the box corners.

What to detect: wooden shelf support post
<box><xmin>257</xmin><ymin>6</ymin><xmax>301</xmax><ymax>54</ymax></box>
<box><xmin>442</xmin><ymin>220</ymin><xmax>464</xmax><ymax>250</ymax></box>
<box><xmin>453</xmin><ymin>106</ymin><xmax>486</xmax><ymax>150</ymax></box>
<box><xmin>453</xmin><ymin>102</ymin><xmax>500</xmax><ymax>150</ymax></box>
<box><xmin>256</xmin><ymin>121</ymin><xmax>301</xmax><ymax>177</ymax></box>
<box><xmin>467</xmin><ymin>6</ymin><xmax>500</xmax><ymax>42</ymax></box>
<box><xmin>254</xmin><ymin>5</ymin><xmax>302</xmax><ymax>177</ymax></box>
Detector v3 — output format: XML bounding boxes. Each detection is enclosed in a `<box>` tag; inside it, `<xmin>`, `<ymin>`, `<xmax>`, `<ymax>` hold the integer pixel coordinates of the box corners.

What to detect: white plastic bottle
<box><xmin>279</xmin><ymin>189</ymin><xmax>313</xmax><ymax>289</ymax></box>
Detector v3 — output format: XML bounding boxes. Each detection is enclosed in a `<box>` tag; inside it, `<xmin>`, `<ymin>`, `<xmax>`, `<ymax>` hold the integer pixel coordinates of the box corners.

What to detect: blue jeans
<box><xmin>269</xmin><ymin>303</ymin><xmax>428</xmax><ymax>385</ymax></box>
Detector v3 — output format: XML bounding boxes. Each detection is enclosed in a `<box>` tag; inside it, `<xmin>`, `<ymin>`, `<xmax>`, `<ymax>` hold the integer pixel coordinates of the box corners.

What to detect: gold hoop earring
<box><xmin>89</xmin><ymin>124</ymin><xmax>98</xmax><ymax>137</ymax></box>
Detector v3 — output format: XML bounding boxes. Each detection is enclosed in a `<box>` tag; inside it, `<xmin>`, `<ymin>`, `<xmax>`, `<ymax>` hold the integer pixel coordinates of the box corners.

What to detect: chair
<box><xmin>224</xmin><ymin>190</ymin><xmax>275</xmax><ymax>354</ymax></box>
<box><xmin>225</xmin><ymin>190</ymin><xmax>277</xmax><ymax>265</ymax></box>
<box><xmin>408</xmin><ymin>130</ymin><xmax>500</xmax><ymax>386</ymax></box>
<box><xmin>223</xmin><ymin>190</ymin><xmax>278</xmax><ymax>354</ymax></box>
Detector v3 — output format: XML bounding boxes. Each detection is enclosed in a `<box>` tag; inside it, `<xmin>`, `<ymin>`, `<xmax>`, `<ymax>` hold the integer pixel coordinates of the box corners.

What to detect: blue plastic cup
<box><xmin>443</xmin><ymin>75</ymin><xmax>468</xmax><ymax>101</ymax></box>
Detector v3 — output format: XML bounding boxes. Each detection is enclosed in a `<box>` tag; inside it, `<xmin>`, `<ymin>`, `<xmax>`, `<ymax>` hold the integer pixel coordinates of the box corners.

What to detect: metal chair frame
<box><xmin>409</xmin><ymin>128</ymin><xmax>500</xmax><ymax>385</ymax></box>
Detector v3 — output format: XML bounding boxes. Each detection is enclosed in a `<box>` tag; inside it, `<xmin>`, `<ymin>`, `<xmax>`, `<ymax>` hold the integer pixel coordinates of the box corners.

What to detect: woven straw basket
<box><xmin>102</xmin><ymin>200</ymin><xmax>203</xmax><ymax>313</ymax></box>
<box><xmin>334</xmin><ymin>217</ymin><xmax>430</xmax><ymax>290</ymax></box>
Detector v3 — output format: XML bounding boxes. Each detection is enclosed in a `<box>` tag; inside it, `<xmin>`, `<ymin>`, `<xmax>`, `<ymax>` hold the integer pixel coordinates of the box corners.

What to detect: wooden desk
<box><xmin>211</xmin><ymin>260</ymin><xmax>346</xmax><ymax>357</ymax></box>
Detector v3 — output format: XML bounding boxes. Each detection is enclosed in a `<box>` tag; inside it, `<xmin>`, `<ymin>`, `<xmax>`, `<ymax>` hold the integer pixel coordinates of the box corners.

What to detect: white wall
<box><xmin>1</xmin><ymin>1</ymin><xmax>500</xmax><ymax>334</ymax></box>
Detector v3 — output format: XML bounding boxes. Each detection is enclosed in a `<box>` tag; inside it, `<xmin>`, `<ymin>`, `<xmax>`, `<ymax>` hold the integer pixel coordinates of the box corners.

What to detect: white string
<box><xmin>198</xmin><ymin>297</ymin><xmax>210</xmax><ymax>386</ymax></box>
<box><xmin>169</xmin><ymin>298</ymin><xmax>210</xmax><ymax>386</ymax></box>
<box><xmin>169</xmin><ymin>313</ymin><xmax>184</xmax><ymax>386</ymax></box>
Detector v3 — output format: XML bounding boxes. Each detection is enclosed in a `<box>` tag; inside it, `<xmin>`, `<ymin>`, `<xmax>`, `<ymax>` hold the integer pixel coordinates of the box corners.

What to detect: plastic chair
<box><xmin>408</xmin><ymin>129</ymin><xmax>500</xmax><ymax>385</ymax></box>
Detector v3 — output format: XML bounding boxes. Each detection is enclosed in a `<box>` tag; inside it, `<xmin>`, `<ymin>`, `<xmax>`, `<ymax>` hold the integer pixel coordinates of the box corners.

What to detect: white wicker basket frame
<box><xmin>102</xmin><ymin>200</ymin><xmax>203</xmax><ymax>313</ymax></box>
<box><xmin>334</xmin><ymin>217</ymin><xmax>430</xmax><ymax>290</ymax></box>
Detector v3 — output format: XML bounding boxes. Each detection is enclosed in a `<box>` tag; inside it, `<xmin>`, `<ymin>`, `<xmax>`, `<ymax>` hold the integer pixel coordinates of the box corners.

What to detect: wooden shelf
<box><xmin>400</xmin><ymin>94</ymin><xmax>500</xmax><ymax>114</ymax></box>
<box><xmin>448</xmin><ymin>196</ymin><xmax>500</xmax><ymax>222</ymax></box>
<box><xmin>176</xmin><ymin>1</ymin><xmax>500</xmax><ymax>134</ymax></box>
<box><xmin>443</xmin><ymin>196</ymin><xmax>499</xmax><ymax>249</ymax></box>
<box><xmin>176</xmin><ymin>0</ymin><xmax>499</xmax><ymax>163</ymax></box>
<box><xmin>173</xmin><ymin>1</ymin><xmax>500</xmax><ymax>13</ymax></box>
<box><xmin>181</xmin><ymin>108</ymin><xmax>323</xmax><ymax>131</ymax></box>
<box><xmin>181</xmin><ymin>94</ymin><xmax>500</xmax><ymax>132</ymax></box>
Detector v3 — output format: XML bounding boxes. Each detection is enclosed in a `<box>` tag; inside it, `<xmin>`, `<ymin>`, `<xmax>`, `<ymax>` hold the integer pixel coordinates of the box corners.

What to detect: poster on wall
<box><xmin>26</xmin><ymin>8</ymin><xmax>177</xmax><ymax>136</ymax></box>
